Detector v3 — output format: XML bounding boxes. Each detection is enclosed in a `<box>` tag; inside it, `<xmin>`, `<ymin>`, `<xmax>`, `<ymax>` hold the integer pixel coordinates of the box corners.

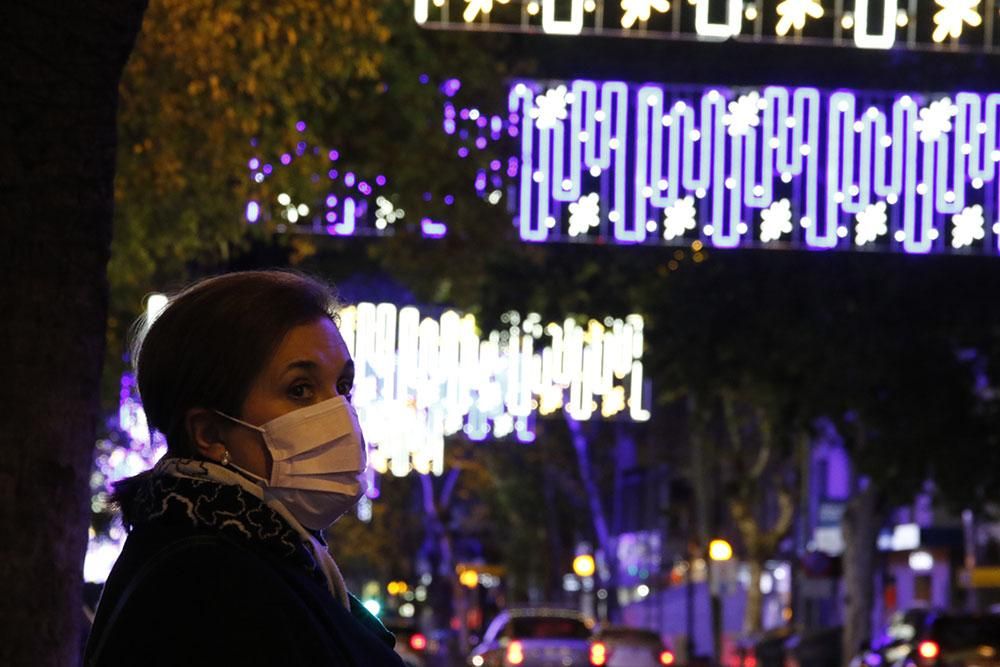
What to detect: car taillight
<box><xmin>507</xmin><ymin>640</ymin><xmax>525</xmax><ymax>665</ymax></box>
<box><xmin>590</xmin><ymin>641</ymin><xmax>608</xmax><ymax>666</ymax></box>
<box><xmin>409</xmin><ymin>633</ymin><xmax>427</xmax><ymax>651</ymax></box>
<box><xmin>661</xmin><ymin>649</ymin><xmax>676</xmax><ymax>665</ymax></box>
<box><xmin>918</xmin><ymin>641</ymin><xmax>940</xmax><ymax>660</ymax></box>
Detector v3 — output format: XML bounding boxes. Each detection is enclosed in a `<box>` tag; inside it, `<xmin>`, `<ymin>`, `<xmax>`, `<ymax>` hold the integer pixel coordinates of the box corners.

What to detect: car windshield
<box><xmin>933</xmin><ymin>616</ymin><xmax>1000</xmax><ymax>648</ymax></box>
<box><xmin>598</xmin><ymin>628</ymin><xmax>662</xmax><ymax>645</ymax></box>
<box><xmin>509</xmin><ymin>617</ymin><xmax>591</xmax><ymax>639</ymax></box>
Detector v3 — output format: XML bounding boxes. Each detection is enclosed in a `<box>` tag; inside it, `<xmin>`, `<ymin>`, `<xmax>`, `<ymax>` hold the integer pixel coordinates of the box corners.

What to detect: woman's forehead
<box><xmin>268</xmin><ymin>318</ymin><xmax>351</xmax><ymax>372</ymax></box>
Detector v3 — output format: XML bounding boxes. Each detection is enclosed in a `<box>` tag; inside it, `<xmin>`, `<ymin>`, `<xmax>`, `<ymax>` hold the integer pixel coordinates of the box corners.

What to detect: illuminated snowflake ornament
<box><xmin>931</xmin><ymin>0</ymin><xmax>981</xmax><ymax>42</ymax></box>
<box><xmin>724</xmin><ymin>92</ymin><xmax>762</xmax><ymax>137</ymax></box>
<box><xmin>952</xmin><ymin>204</ymin><xmax>985</xmax><ymax>248</ymax></box>
<box><xmin>662</xmin><ymin>196</ymin><xmax>697</xmax><ymax>240</ymax></box>
<box><xmin>462</xmin><ymin>0</ymin><xmax>510</xmax><ymax>22</ymax></box>
<box><xmin>775</xmin><ymin>0</ymin><xmax>824</xmax><ymax>35</ymax></box>
<box><xmin>915</xmin><ymin>97</ymin><xmax>958</xmax><ymax>142</ymax></box>
<box><xmin>374</xmin><ymin>196</ymin><xmax>404</xmax><ymax>230</ymax></box>
<box><xmin>760</xmin><ymin>199</ymin><xmax>793</xmax><ymax>242</ymax></box>
<box><xmin>568</xmin><ymin>193</ymin><xmax>601</xmax><ymax>237</ymax></box>
<box><xmin>855</xmin><ymin>201</ymin><xmax>888</xmax><ymax>245</ymax></box>
<box><xmin>621</xmin><ymin>0</ymin><xmax>671</xmax><ymax>28</ymax></box>
<box><xmin>529</xmin><ymin>85</ymin><xmax>570</xmax><ymax>130</ymax></box>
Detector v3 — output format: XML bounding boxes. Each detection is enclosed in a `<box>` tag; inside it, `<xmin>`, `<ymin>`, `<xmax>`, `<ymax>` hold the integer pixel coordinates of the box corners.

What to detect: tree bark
<box><xmin>841</xmin><ymin>482</ymin><xmax>882</xmax><ymax>663</ymax></box>
<box><xmin>565</xmin><ymin>415</ymin><xmax>617</xmax><ymax>620</ymax></box>
<box><xmin>0</xmin><ymin>3</ymin><xmax>146</xmax><ymax>666</ymax></box>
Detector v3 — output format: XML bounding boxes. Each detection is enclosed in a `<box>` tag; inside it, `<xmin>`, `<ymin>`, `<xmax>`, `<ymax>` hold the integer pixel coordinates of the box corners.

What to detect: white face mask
<box><xmin>216</xmin><ymin>396</ymin><xmax>368</xmax><ymax>530</ymax></box>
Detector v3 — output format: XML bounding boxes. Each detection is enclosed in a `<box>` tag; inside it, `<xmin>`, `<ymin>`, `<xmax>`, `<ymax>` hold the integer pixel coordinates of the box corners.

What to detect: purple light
<box><xmin>326</xmin><ymin>195</ymin><xmax>338</xmax><ymax>207</ymax></box>
<box><xmin>344</xmin><ymin>172</ymin><xmax>356</xmax><ymax>187</ymax></box>
<box><xmin>295</xmin><ymin>121</ymin><xmax>307</xmax><ymax>132</ymax></box>
<box><xmin>444</xmin><ymin>104</ymin><xmax>456</xmax><ymax>119</ymax></box>
<box><xmin>459</xmin><ymin>129</ymin><xmax>469</xmax><ymax>140</ymax></box>
<box><xmin>423</xmin><ymin>192</ymin><xmax>433</xmax><ymax>201</ymax></box>
<box><xmin>328</xmin><ymin>150</ymin><xmax>339</xmax><ymax>161</ymax></box>
<box><xmin>490</xmin><ymin>159</ymin><xmax>502</xmax><ymax>171</ymax></box>
<box><xmin>475</xmin><ymin>137</ymin><xmax>488</xmax><ymax>149</ymax></box>
<box><xmin>459</xmin><ymin>108</ymin><xmax>470</xmax><ymax>120</ymax></box>
<box><xmin>444</xmin><ymin>195</ymin><xmax>455</xmax><ymax>206</ymax></box>
<box><xmin>326</xmin><ymin>211</ymin><xmax>338</xmax><ymax>223</ymax></box>
<box><xmin>359</xmin><ymin>182</ymin><xmax>372</xmax><ymax>195</ymax></box>
<box><xmin>245</xmin><ymin>201</ymin><xmax>260</xmax><ymax>223</ymax></box>
<box><xmin>419</xmin><ymin>74</ymin><xmax>429</xmax><ymax>84</ymax></box>
<box><xmin>475</xmin><ymin>171</ymin><xmax>487</xmax><ymax>191</ymax></box>
<box><xmin>250</xmin><ymin>137</ymin><xmax>258</xmax><ymax>147</ymax></box>
<box><xmin>328</xmin><ymin>169</ymin><xmax>338</xmax><ymax>180</ymax></box>
<box><xmin>375</xmin><ymin>174</ymin><xmax>387</xmax><ymax>186</ymax></box>
<box><xmin>491</xmin><ymin>116</ymin><xmax>503</xmax><ymax>133</ymax></box>
<box><xmin>295</xmin><ymin>141</ymin><xmax>307</xmax><ymax>155</ymax></box>
<box><xmin>262</xmin><ymin>164</ymin><xmax>273</xmax><ymax>175</ymax></box>
<box><xmin>444</xmin><ymin>119</ymin><xmax>456</xmax><ymax>134</ymax></box>
<box><xmin>505</xmin><ymin>78</ymin><xmax>1000</xmax><ymax>253</ymax></box>
<box><xmin>457</xmin><ymin>147</ymin><xmax>469</xmax><ymax>158</ymax></box>
<box><xmin>421</xmin><ymin>217</ymin><xmax>448</xmax><ymax>237</ymax></box>
<box><xmin>280</xmin><ymin>153</ymin><xmax>292</xmax><ymax>165</ymax></box>
<box><xmin>476</xmin><ymin>116</ymin><xmax>488</xmax><ymax>128</ymax></box>
<box><xmin>441</xmin><ymin>78</ymin><xmax>461</xmax><ymax>97</ymax></box>
<box><xmin>248</xmin><ymin>158</ymin><xmax>260</xmax><ymax>170</ymax></box>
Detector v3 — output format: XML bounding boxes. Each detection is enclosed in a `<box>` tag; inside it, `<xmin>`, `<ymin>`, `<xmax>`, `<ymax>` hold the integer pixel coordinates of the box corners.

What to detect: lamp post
<box><xmin>573</xmin><ymin>553</ymin><xmax>597</xmax><ymax>619</ymax></box>
<box><xmin>708</xmin><ymin>539</ymin><xmax>732</xmax><ymax>666</ymax></box>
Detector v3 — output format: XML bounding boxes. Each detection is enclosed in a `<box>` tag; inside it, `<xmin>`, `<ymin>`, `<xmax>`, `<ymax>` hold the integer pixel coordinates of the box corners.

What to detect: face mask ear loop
<box><xmin>214</xmin><ymin>410</ymin><xmax>265</xmax><ymax>433</ymax></box>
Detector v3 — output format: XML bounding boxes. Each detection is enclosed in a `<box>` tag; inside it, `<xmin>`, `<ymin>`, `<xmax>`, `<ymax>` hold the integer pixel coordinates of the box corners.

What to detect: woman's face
<box><xmin>222</xmin><ymin>317</ymin><xmax>355</xmax><ymax>480</ymax></box>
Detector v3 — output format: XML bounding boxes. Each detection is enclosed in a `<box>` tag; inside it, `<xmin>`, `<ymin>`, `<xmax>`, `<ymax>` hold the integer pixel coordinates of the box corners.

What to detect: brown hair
<box><xmin>134</xmin><ymin>269</ymin><xmax>341</xmax><ymax>455</ymax></box>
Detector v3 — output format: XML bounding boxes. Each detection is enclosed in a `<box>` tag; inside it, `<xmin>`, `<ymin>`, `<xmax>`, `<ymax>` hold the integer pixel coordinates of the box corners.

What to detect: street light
<box><xmin>707</xmin><ymin>539</ymin><xmax>733</xmax><ymax>666</ymax></box>
<box><xmin>573</xmin><ymin>554</ymin><xmax>596</xmax><ymax>578</ymax></box>
<box><xmin>459</xmin><ymin>569</ymin><xmax>480</xmax><ymax>589</ymax></box>
<box><xmin>708</xmin><ymin>539</ymin><xmax>733</xmax><ymax>562</ymax></box>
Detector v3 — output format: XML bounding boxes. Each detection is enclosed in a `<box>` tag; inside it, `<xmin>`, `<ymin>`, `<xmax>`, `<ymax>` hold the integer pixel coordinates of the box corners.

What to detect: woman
<box><xmin>85</xmin><ymin>270</ymin><xmax>406</xmax><ymax>666</ymax></box>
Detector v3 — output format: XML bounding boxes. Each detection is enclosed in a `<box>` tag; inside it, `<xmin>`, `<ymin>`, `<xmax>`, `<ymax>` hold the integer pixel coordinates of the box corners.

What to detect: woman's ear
<box><xmin>184</xmin><ymin>408</ymin><xmax>228</xmax><ymax>463</ymax></box>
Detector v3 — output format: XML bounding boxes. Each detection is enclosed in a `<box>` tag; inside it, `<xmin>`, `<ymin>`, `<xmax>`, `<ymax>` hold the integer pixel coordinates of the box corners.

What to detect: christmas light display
<box><xmin>415</xmin><ymin>0</ymin><xmax>993</xmax><ymax>51</ymax></box>
<box><xmin>339</xmin><ymin>303</ymin><xmax>649</xmax><ymax>477</ymax></box>
<box><xmin>510</xmin><ymin>80</ymin><xmax>1000</xmax><ymax>254</ymax></box>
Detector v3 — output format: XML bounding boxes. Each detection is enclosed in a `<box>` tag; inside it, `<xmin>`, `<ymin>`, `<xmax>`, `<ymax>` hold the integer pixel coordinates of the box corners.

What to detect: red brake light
<box><xmin>507</xmin><ymin>640</ymin><xmax>525</xmax><ymax>665</ymax></box>
<box><xmin>409</xmin><ymin>633</ymin><xmax>427</xmax><ymax>651</ymax></box>
<box><xmin>590</xmin><ymin>641</ymin><xmax>608</xmax><ymax>666</ymax></box>
<box><xmin>918</xmin><ymin>641</ymin><xmax>940</xmax><ymax>660</ymax></box>
<box><xmin>661</xmin><ymin>650</ymin><xmax>676</xmax><ymax>665</ymax></box>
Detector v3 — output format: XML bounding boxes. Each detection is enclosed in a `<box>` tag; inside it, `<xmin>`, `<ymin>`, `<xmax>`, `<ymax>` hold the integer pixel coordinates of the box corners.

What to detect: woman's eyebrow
<box><xmin>280</xmin><ymin>360</ymin><xmax>319</xmax><ymax>375</ymax></box>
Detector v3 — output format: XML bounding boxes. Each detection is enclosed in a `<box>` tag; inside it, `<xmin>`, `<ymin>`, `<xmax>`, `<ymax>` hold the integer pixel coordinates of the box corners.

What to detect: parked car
<box><xmin>468</xmin><ymin>607</ymin><xmax>594</xmax><ymax>667</ymax></box>
<box><xmin>892</xmin><ymin>613</ymin><xmax>1000</xmax><ymax>667</ymax></box>
<box><xmin>853</xmin><ymin>610</ymin><xmax>1000</xmax><ymax>667</ymax></box>
<box><xmin>588</xmin><ymin>625</ymin><xmax>676</xmax><ymax>667</ymax></box>
<box><xmin>850</xmin><ymin>609</ymin><xmax>938</xmax><ymax>667</ymax></box>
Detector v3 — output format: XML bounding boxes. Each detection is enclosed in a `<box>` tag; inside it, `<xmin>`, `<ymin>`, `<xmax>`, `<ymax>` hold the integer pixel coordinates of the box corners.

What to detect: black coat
<box><xmin>84</xmin><ymin>520</ymin><xmax>406</xmax><ymax>667</ymax></box>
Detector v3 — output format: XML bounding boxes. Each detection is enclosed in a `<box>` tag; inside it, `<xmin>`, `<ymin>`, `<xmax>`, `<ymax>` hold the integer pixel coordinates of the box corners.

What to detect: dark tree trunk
<box><xmin>841</xmin><ymin>483</ymin><xmax>883</xmax><ymax>664</ymax></box>
<box><xmin>0</xmin><ymin>3</ymin><xmax>146</xmax><ymax>665</ymax></box>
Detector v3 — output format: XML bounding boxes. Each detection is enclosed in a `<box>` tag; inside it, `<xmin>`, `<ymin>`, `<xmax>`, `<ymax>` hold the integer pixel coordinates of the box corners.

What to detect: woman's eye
<box><xmin>289</xmin><ymin>383</ymin><xmax>314</xmax><ymax>400</ymax></box>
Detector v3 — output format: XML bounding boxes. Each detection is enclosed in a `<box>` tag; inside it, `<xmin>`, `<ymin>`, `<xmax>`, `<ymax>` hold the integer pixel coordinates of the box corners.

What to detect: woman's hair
<box><xmin>133</xmin><ymin>269</ymin><xmax>341</xmax><ymax>456</ymax></box>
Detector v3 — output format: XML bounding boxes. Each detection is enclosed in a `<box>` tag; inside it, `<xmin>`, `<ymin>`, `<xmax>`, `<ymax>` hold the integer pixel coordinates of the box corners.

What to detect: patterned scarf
<box><xmin>128</xmin><ymin>458</ymin><xmax>348</xmax><ymax>606</ymax></box>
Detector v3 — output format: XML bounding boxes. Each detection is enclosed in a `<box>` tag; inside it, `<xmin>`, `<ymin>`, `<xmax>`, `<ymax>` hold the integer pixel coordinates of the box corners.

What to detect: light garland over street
<box><xmin>416</xmin><ymin>0</ymin><xmax>993</xmax><ymax>51</ymax></box>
